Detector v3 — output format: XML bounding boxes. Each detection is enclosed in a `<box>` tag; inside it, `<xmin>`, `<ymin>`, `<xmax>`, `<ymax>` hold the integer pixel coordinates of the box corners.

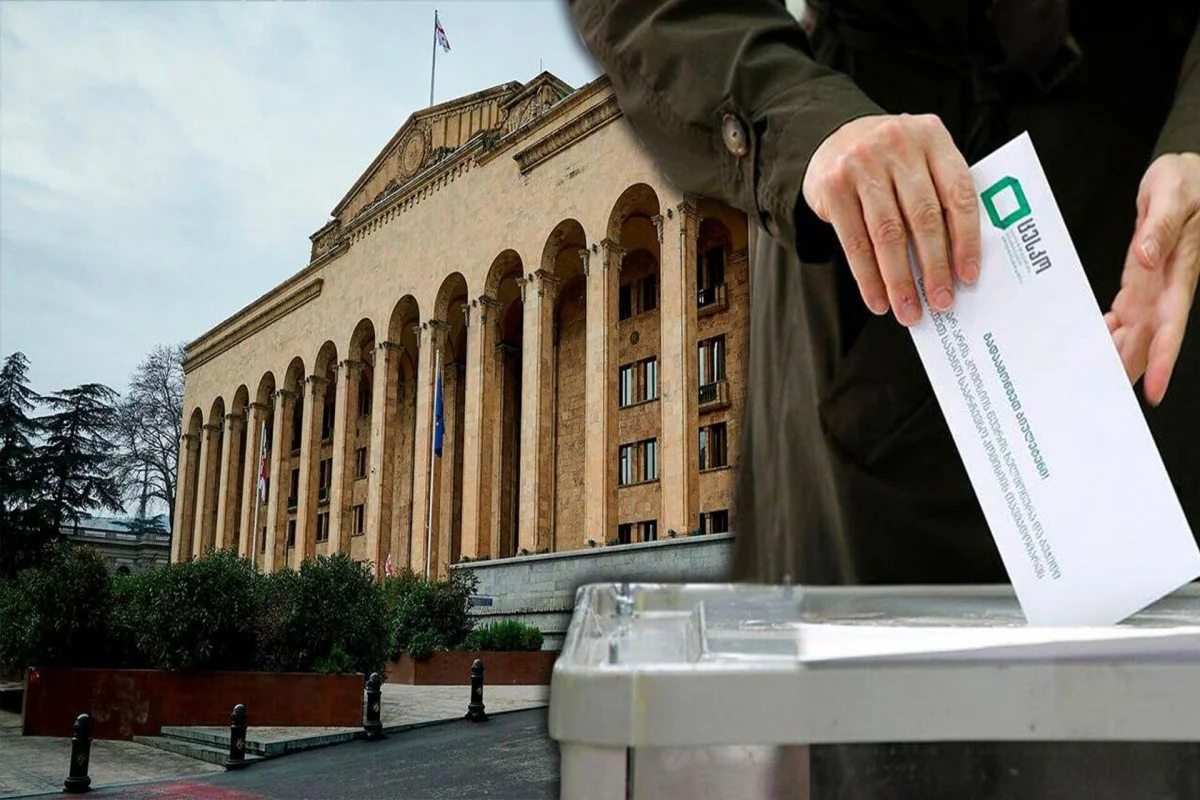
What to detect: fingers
<box><xmin>1134</xmin><ymin>160</ymin><xmax>1198</xmax><ymax>270</ymax></box>
<box><xmin>926</xmin><ymin>128</ymin><xmax>982</xmax><ymax>285</ymax></box>
<box><xmin>860</xmin><ymin>175</ymin><xmax>922</xmax><ymax>324</ymax></box>
<box><xmin>1144</xmin><ymin>217</ymin><xmax>1200</xmax><ymax>405</ymax></box>
<box><xmin>824</xmin><ymin>181</ymin><xmax>889</xmax><ymax>315</ymax></box>
<box><xmin>894</xmin><ymin>160</ymin><xmax>954</xmax><ymax>312</ymax></box>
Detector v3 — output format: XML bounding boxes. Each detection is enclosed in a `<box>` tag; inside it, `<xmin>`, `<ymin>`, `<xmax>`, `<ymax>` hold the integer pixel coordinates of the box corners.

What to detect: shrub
<box><xmin>0</xmin><ymin>544</ymin><xmax>112</xmax><ymax>673</ymax></box>
<box><xmin>281</xmin><ymin>552</ymin><xmax>391</xmax><ymax>675</ymax></box>
<box><xmin>388</xmin><ymin>568</ymin><xmax>478</xmax><ymax>660</ymax></box>
<box><xmin>123</xmin><ymin>548</ymin><xmax>259</xmax><ymax>671</ymax></box>
<box><xmin>460</xmin><ymin>619</ymin><xmax>544</xmax><ymax>652</ymax></box>
<box><xmin>252</xmin><ymin>568</ymin><xmax>303</xmax><ymax>672</ymax></box>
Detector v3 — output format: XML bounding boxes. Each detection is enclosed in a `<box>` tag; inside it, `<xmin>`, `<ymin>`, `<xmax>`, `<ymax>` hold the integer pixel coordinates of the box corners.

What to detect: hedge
<box><xmin>0</xmin><ymin>543</ymin><xmax>531</xmax><ymax>676</ymax></box>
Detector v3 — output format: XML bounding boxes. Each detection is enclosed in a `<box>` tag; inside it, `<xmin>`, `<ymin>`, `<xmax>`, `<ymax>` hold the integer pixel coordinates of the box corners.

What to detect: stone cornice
<box><xmin>513</xmin><ymin>94</ymin><xmax>622</xmax><ymax>174</ymax></box>
<box><xmin>184</xmin><ymin>279</ymin><xmax>324</xmax><ymax>375</ymax></box>
<box><xmin>476</xmin><ymin>75</ymin><xmax>615</xmax><ymax>168</ymax></box>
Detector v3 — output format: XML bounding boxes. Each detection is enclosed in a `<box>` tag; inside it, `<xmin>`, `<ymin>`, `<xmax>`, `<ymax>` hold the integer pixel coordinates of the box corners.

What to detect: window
<box><xmin>619</xmin><ymin>358</ymin><xmax>659</xmax><ymax>407</ymax></box>
<box><xmin>355</xmin><ymin>447</ymin><xmax>368</xmax><ymax>479</ymax></box>
<box><xmin>641</xmin><ymin>520</ymin><xmax>658</xmax><ymax>542</ymax></box>
<box><xmin>260</xmin><ymin>527</ymin><xmax>267</xmax><ymax>552</ymax></box>
<box><xmin>697</xmin><ymin>246</ymin><xmax>727</xmax><ymax>308</ymax></box>
<box><xmin>619</xmin><ymin>364</ymin><xmax>635</xmax><ymax>407</ymax></box>
<box><xmin>316</xmin><ymin>511</ymin><xmax>330</xmax><ymax>542</ymax></box>
<box><xmin>286</xmin><ymin>519</ymin><xmax>296</xmax><ymax>549</ymax></box>
<box><xmin>318</xmin><ymin>458</ymin><xmax>332</xmax><ymax>502</ymax></box>
<box><xmin>353</xmin><ymin>504</ymin><xmax>365</xmax><ymax>536</ymax></box>
<box><xmin>698</xmin><ymin>335</ymin><xmax>727</xmax><ymax>388</ymax></box>
<box><xmin>643</xmin><ymin>439</ymin><xmax>658</xmax><ymax>482</ymax></box>
<box><xmin>321</xmin><ymin>399</ymin><xmax>335</xmax><ymax>441</ymax></box>
<box><xmin>619</xmin><ymin>439</ymin><xmax>659</xmax><ymax>485</ymax></box>
<box><xmin>618</xmin><ymin>523</ymin><xmax>632</xmax><ymax>545</ymax></box>
<box><xmin>618</xmin><ymin>275</ymin><xmax>659</xmax><ymax>320</ymax></box>
<box><xmin>291</xmin><ymin>401</ymin><xmax>303</xmax><ymax>452</ymax></box>
<box><xmin>699</xmin><ymin>423</ymin><xmax>729</xmax><ymax>470</ymax></box>
<box><xmin>358</xmin><ymin>378</ymin><xmax>372</xmax><ymax>418</ymax></box>
<box><xmin>701</xmin><ymin>509</ymin><xmax>730</xmax><ymax>535</ymax></box>
<box><xmin>288</xmin><ymin>468</ymin><xmax>300</xmax><ymax>509</ymax></box>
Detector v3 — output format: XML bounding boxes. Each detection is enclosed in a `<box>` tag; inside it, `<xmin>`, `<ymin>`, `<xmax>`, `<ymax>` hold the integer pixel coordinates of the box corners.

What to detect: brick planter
<box><xmin>21</xmin><ymin>667</ymin><xmax>363</xmax><ymax>740</ymax></box>
<box><xmin>386</xmin><ymin>651</ymin><xmax>558</xmax><ymax>686</ymax></box>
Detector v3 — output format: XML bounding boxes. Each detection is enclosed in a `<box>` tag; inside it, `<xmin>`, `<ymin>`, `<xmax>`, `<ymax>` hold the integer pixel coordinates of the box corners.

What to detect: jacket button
<box><xmin>721</xmin><ymin>114</ymin><xmax>749</xmax><ymax>157</ymax></box>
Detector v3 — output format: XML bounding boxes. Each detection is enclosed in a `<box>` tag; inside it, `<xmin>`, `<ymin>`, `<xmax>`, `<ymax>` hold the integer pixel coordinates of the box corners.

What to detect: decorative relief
<box><xmin>397</xmin><ymin>125</ymin><xmax>431</xmax><ymax>180</ymax></box>
<box><xmin>513</xmin><ymin>94</ymin><xmax>621</xmax><ymax>174</ymax></box>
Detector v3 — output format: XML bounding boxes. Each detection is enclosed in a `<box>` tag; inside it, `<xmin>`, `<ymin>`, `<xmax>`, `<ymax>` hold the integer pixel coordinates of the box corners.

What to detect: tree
<box><xmin>0</xmin><ymin>352</ymin><xmax>54</xmax><ymax>575</ymax></box>
<box><xmin>113</xmin><ymin>344</ymin><xmax>185</xmax><ymax>518</ymax></box>
<box><xmin>37</xmin><ymin>383</ymin><xmax>124</xmax><ymax>531</ymax></box>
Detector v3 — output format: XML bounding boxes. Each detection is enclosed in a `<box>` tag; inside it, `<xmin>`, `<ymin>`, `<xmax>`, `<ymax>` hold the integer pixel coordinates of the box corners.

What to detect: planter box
<box><xmin>21</xmin><ymin>667</ymin><xmax>363</xmax><ymax>740</ymax></box>
<box><xmin>386</xmin><ymin>651</ymin><xmax>558</xmax><ymax>686</ymax></box>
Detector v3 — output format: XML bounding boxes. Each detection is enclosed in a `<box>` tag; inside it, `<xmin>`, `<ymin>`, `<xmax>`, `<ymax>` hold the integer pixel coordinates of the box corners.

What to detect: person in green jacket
<box><xmin>568</xmin><ymin>1</ymin><xmax>1199</xmax><ymax>797</ymax></box>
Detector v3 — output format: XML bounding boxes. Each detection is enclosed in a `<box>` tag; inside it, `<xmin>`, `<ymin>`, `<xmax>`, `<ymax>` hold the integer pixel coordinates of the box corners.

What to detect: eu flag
<box><xmin>433</xmin><ymin>358</ymin><xmax>444</xmax><ymax>458</ymax></box>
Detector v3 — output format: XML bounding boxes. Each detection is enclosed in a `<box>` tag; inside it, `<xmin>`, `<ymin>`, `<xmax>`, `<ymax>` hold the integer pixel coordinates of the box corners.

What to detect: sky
<box><xmin>0</xmin><ymin>0</ymin><xmax>601</xmax><ymax>398</ymax></box>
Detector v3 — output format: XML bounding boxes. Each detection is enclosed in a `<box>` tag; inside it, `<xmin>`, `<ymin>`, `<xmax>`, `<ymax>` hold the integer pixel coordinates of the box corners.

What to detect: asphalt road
<box><xmin>90</xmin><ymin>709</ymin><xmax>559</xmax><ymax>800</ymax></box>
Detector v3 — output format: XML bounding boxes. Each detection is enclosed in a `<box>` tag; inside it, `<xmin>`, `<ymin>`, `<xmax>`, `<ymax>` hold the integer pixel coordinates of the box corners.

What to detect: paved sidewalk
<box><xmin>0</xmin><ymin>711</ymin><xmax>222</xmax><ymax>798</ymax></box>
<box><xmin>0</xmin><ymin>684</ymin><xmax>550</xmax><ymax>798</ymax></box>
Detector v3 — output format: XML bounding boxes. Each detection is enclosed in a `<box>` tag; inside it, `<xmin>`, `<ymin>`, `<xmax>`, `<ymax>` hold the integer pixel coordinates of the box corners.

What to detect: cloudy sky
<box><xmin>0</xmin><ymin>0</ymin><xmax>600</xmax><ymax>397</ymax></box>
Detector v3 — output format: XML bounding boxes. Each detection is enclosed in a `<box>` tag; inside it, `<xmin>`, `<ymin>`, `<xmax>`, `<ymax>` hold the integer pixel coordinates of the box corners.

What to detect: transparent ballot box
<box><xmin>547</xmin><ymin>583</ymin><xmax>1200</xmax><ymax>800</ymax></box>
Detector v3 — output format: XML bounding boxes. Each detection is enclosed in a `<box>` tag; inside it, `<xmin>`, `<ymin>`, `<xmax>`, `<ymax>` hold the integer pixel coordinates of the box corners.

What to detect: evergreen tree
<box><xmin>0</xmin><ymin>352</ymin><xmax>53</xmax><ymax>574</ymax></box>
<box><xmin>37</xmin><ymin>383</ymin><xmax>124</xmax><ymax>532</ymax></box>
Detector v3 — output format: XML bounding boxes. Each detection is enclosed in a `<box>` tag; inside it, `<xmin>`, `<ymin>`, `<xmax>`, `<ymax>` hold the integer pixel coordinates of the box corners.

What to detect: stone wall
<box><xmin>451</xmin><ymin>531</ymin><xmax>734</xmax><ymax>649</ymax></box>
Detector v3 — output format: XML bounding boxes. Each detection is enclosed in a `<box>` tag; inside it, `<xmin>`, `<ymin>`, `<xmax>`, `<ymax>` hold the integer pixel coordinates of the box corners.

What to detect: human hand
<box><xmin>802</xmin><ymin>113</ymin><xmax>981</xmax><ymax>326</ymax></box>
<box><xmin>1105</xmin><ymin>152</ymin><xmax>1200</xmax><ymax>407</ymax></box>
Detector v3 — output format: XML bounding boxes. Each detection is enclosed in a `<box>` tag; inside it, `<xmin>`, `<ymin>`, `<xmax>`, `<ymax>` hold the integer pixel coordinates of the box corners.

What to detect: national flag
<box><xmin>256</xmin><ymin>420</ymin><xmax>269</xmax><ymax>502</ymax></box>
<box><xmin>433</xmin><ymin>356</ymin><xmax>445</xmax><ymax>458</ymax></box>
<box><xmin>434</xmin><ymin>12</ymin><xmax>451</xmax><ymax>53</ymax></box>
<box><xmin>385</xmin><ymin>552</ymin><xmax>394</xmax><ymax>578</ymax></box>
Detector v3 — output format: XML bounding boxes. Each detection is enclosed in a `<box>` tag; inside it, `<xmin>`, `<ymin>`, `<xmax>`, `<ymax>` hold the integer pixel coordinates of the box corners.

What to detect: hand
<box><xmin>802</xmin><ymin>113</ymin><xmax>981</xmax><ymax>326</ymax></box>
<box><xmin>1105</xmin><ymin>152</ymin><xmax>1200</xmax><ymax>407</ymax></box>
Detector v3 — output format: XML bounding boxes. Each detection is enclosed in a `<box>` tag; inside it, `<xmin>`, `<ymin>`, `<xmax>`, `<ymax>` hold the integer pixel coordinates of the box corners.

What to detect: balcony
<box><xmin>698</xmin><ymin>379</ymin><xmax>730</xmax><ymax>412</ymax></box>
<box><xmin>697</xmin><ymin>282</ymin><xmax>728</xmax><ymax>315</ymax></box>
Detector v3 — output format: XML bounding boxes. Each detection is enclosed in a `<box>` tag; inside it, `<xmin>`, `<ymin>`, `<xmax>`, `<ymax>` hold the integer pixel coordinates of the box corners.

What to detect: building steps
<box><xmin>132</xmin><ymin>733</ymin><xmax>264</xmax><ymax>769</ymax></box>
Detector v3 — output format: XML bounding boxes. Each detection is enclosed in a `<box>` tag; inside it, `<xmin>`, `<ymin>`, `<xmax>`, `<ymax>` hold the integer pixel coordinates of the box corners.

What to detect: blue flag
<box><xmin>433</xmin><ymin>358</ymin><xmax>444</xmax><ymax>458</ymax></box>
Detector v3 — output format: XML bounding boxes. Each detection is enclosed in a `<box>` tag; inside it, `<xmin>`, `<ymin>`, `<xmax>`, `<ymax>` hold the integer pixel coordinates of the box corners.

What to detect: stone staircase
<box><xmin>133</xmin><ymin>725</ymin><xmax>362</xmax><ymax>769</ymax></box>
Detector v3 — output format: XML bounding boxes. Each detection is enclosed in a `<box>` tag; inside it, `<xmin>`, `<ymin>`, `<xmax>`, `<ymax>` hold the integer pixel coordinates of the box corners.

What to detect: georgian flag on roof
<box><xmin>435</xmin><ymin>12</ymin><xmax>451</xmax><ymax>53</ymax></box>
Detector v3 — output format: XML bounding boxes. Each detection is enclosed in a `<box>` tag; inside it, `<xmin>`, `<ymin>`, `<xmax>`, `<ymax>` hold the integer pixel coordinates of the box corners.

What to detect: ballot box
<box><xmin>547</xmin><ymin>582</ymin><xmax>1200</xmax><ymax>800</ymax></box>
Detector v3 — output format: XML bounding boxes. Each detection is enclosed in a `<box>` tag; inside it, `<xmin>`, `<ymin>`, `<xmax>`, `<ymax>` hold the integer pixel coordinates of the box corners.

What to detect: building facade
<box><xmin>171</xmin><ymin>73</ymin><xmax>752</xmax><ymax>578</ymax></box>
<box><xmin>63</xmin><ymin>517</ymin><xmax>172</xmax><ymax>575</ymax></box>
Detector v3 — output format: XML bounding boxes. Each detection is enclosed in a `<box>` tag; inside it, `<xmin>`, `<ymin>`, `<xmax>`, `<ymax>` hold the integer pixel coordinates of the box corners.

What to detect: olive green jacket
<box><xmin>569</xmin><ymin>0</ymin><xmax>1200</xmax><ymax>586</ymax></box>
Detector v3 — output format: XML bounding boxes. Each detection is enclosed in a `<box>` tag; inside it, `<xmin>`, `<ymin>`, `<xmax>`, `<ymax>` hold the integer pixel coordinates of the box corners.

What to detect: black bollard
<box><xmin>465</xmin><ymin>658</ymin><xmax>487</xmax><ymax>722</ymax></box>
<box><xmin>228</xmin><ymin>704</ymin><xmax>247</xmax><ymax>764</ymax></box>
<box><xmin>63</xmin><ymin>713</ymin><xmax>92</xmax><ymax>793</ymax></box>
<box><xmin>363</xmin><ymin>672</ymin><xmax>384</xmax><ymax>740</ymax></box>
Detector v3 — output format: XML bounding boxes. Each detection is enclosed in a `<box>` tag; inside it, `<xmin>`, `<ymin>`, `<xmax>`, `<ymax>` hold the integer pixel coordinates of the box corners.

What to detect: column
<box><xmin>328</xmin><ymin>359</ymin><xmax>361</xmax><ymax>553</ymax></box>
<box><xmin>517</xmin><ymin>269</ymin><xmax>559</xmax><ymax>554</ymax></box>
<box><xmin>460</xmin><ymin>296</ymin><xmax>500</xmax><ymax>560</ymax></box>
<box><xmin>436</xmin><ymin>362</ymin><xmax>462</xmax><ymax>575</ymax></box>
<box><xmin>214</xmin><ymin>411</ymin><xmax>244</xmax><ymax>551</ymax></box>
<box><xmin>238</xmin><ymin>402</ymin><xmax>267</xmax><ymax>557</ymax></box>
<box><xmin>171</xmin><ymin>432</ymin><xmax>199</xmax><ymax>563</ymax></box>
<box><xmin>294</xmin><ymin>375</ymin><xmax>326</xmax><ymax>561</ymax></box>
<box><xmin>584</xmin><ymin>242</ymin><xmax>622</xmax><ymax>551</ymax></box>
<box><xmin>192</xmin><ymin>420</ymin><xmax>221</xmax><ymax>558</ymax></box>
<box><xmin>657</xmin><ymin>202</ymin><xmax>701</xmax><ymax>535</ymax></box>
<box><xmin>409</xmin><ymin>320</ymin><xmax>446</xmax><ymax>576</ymax></box>
<box><xmin>366</xmin><ymin>341</ymin><xmax>401</xmax><ymax>576</ymax></box>
<box><xmin>264</xmin><ymin>389</ymin><xmax>295</xmax><ymax>573</ymax></box>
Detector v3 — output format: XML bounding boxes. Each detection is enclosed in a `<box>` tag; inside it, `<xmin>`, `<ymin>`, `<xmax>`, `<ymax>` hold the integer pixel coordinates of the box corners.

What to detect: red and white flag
<box><xmin>385</xmin><ymin>552</ymin><xmax>394</xmax><ymax>578</ymax></box>
<box><xmin>435</xmin><ymin>12</ymin><xmax>451</xmax><ymax>52</ymax></box>
<box><xmin>257</xmin><ymin>421</ymin><xmax>269</xmax><ymax>502</ymax></box>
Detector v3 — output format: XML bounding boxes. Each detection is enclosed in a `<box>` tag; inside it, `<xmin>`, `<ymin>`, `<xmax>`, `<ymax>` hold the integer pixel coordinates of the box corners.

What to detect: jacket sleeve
<box><xmin>567</xmin><ymin>0</ymin><xmax>884</xmax><ymax>261</ymax></box>
<box><xmin>1154</xmin><ymin>21</ymin><xmax>1199</xmax><ymax>157</ymax></box>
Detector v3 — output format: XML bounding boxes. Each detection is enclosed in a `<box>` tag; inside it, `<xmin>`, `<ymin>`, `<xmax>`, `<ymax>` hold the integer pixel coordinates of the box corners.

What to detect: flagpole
<box><xmin>424</xmin><ymin>348</ymin><xmax>440</xmax><ymax>580</ymax></box>
<box><xmin>250</xmin><ymin>418</ymin><xmax>265</xmax><ymax>568</ymax></box>
<box><xmin>430</xmin><ymin>10</ymin><xmax>438</xmax><ymax>107</ymax></box>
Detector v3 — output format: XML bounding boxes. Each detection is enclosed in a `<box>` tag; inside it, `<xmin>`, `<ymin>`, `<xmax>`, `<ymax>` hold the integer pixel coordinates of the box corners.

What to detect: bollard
<box><xmin>228</xmin><ymin>703</ymin><xmax>247</xmax><ymax>764</ymax></box>
<box><xmin>465</xmin><ymin>658</ymin><xmax>488</xmax><ymax>722</ymax></box>
<box><xmin>363</xmin><ymin>672</ymin><xmax>384</xmax><ymax>740</ymax></box>
<box><xmin>63</xmin><ymin>713</ymin><xmax>92</xmax><ymax>793</ymax></box>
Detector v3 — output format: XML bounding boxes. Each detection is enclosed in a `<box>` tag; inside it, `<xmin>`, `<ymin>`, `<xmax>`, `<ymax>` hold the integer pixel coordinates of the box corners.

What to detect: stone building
<box><xmin>171</xmin><ymin>73</ymin><xmax>752</xmax><ymax>578</ymax></box>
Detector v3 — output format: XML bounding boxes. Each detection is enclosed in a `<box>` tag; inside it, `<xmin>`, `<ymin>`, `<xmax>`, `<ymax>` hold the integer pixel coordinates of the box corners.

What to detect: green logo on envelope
<box><xmin>981</xmin><ymin>176</ymin><xmax>1031</xmax><ymax>230</ymax></box>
